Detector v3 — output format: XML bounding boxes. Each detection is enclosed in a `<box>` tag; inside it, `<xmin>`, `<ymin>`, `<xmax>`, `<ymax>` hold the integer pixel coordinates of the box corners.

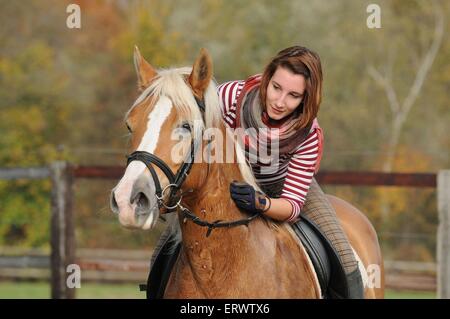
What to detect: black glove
<box><xmin>230</xmin><ymin>181</ymin><xmax>269</xmax><ymax>214</ymax></box>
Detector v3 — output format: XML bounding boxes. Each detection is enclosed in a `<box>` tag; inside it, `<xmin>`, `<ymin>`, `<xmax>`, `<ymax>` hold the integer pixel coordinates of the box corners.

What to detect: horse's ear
<box><xmin>133</xmin><ymin>46</ymin><xmax>157</xmax><ymax>92</ymax></box>
<box><xmin>188</xmin><ymin>48</ymin><xmax>213</xmax><ymax>99</ymax></box>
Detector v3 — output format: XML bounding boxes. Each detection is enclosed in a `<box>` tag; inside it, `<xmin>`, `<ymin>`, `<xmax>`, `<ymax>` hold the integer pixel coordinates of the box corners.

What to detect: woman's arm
<box><xmin>217</xmin><ymin>80</ymin><xmax>244</xmax><ymax>128</ymax></box>
<box><xmin>264</xmin><ymin>129</ymin><xmax>322</xmax><ymax>222</ymax></box>
<box><xmin>261</xmin><ymin>197</ymin><xmax>294</xmax><ymax>221</ymax></box>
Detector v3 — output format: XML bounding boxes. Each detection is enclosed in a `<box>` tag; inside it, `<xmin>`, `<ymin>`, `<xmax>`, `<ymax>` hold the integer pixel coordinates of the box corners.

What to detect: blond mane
<box><xmin>127</xmin><ymin>67</ymin><xmax>260</xmax><ymax>190</ymax></box>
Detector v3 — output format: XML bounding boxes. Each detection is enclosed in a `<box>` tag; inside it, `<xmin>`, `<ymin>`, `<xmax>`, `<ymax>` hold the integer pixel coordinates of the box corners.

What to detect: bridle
<box><xmin>127</xmin><ymin>96</ymin><xmax>204</xmax><ymax>212</ymax></box>
<box><xmin>127</xmin><ymin>136</ymin><xmax>196</xmax><ymax>212</ymax></box>
<box><xmin>126</xmin><ymin>95</ymin><xmax>260</xmax><ymax>237</ymax></box>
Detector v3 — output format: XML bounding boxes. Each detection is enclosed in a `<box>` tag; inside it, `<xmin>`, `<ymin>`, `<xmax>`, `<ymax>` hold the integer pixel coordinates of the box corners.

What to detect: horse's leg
<box><xmin>327</xmin><ymin>195</ymin><xmax>385</xmax><ymax>299</ymax></box>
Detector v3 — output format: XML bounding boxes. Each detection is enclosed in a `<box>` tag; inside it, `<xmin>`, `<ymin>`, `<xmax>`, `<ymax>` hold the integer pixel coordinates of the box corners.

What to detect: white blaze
<box><xmin>114</xmin><ymin>96</ymin><xmax>173</xmax><ymax>228</ymax></box>
<box><xmin>137</xmin><ymin>96</ymin><xmax>173</xmax><ymax>152</ymax></box>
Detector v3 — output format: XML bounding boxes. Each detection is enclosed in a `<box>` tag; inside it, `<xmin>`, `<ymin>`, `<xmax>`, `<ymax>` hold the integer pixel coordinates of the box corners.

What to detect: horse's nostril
<box><xmin>131</xmin><ymin>175</ymin><xmax>155</xmax><ymax>216</ymax></box>
<box><xmin>136</xmin><ymin>192</ymin><xmax>149</xmax><ymax>209</ymax></box>
<box><xmin>110</xmin><ymin>191</ymin><xmax>119</xmax><ymax>214</ymax></box>
<box><xmin>132</xmin><ymin>192</ymin><xmax>150</xmax><ymax>215</ymax></box>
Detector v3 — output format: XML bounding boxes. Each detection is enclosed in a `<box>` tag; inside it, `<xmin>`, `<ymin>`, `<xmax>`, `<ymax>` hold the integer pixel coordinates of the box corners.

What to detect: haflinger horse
<box><xmin>110</xmin><ymin>47</ymin><xmax>385</xmax><ymax>299</ymax></box>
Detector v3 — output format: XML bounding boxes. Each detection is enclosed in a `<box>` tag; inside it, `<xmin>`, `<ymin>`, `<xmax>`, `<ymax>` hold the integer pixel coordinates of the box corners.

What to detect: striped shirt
<box><xmin>217</xmin><ymin>77</ymin><xmax>323</xmax><ymax>222</ymax></box>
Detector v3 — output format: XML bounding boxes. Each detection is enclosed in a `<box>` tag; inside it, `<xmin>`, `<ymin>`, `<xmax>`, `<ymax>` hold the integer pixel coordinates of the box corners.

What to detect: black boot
<box><xmin>147</xmin><ymin>227</ymin><xmax>181</xmax><ymax>299</ymax></box>
<box><xmin>346</xmin><ymin>267</ymin><xmax>364</xmax><ymax>299</ymax></box>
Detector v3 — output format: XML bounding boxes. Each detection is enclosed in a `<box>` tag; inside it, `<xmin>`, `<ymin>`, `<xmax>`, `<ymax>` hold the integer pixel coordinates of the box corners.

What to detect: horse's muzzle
<box><xmin>110</xmin><ymin>173</ymin><xmax>159</xmax><ymax>229</ymax></box>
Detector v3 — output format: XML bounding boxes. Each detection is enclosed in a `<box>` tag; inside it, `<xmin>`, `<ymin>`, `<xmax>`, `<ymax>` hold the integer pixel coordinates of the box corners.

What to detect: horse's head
<box><xmin>110</xmin><ymin>47</ymin><xmax>221</xmax><ymax>229</ymax></box>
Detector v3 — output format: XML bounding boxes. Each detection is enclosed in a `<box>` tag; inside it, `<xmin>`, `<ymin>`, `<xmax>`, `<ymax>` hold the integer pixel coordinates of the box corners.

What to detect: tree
<box><xmin>368</xmin><ymin>0</ymin><xmax>444</xmax><ymax>172</ymax></box>
<box><xmin>0</xmin><ymin>1</ymin><xmax>73</xmax><ymax>246</ymax></box>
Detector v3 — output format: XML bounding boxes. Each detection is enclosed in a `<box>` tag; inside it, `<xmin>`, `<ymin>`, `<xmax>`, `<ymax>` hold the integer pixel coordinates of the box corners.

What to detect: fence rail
<box><xmin>0</xmin><ymin>250</ymin><xmax>437</xmax><ymax>292</ymax></box>
<box><xmin>316</xmin><ymin>171</ymin><xmax>436</xmax><ymax>187</ymax></box>
<box><xmin>0</xmin><ymin>167</ymin><xmax>50</xmax><ymax>180</ymax></box>
<box><xmin>1</xmin><ymin>164</ymin><xmax>449</xmax><ymax>298</ymax></box>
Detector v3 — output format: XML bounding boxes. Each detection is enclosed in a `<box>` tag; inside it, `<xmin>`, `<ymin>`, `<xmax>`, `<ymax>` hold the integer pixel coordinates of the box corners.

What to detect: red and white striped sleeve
<box><xmin>217</xmin><ymin>80</ymin><xmax>245</xmax><ymax>128</ymax></box>
<box><xmin>280</xmin><ymin>129</ymin><xmax>322</xmax><ymax>223</ymax></box>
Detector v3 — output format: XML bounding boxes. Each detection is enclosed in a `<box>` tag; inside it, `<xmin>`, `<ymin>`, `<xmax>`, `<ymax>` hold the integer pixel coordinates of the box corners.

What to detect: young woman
<box><xmin>218</xmin><ymin>46</ymin><xmax>363</xmax><ymax>298</ymax></box>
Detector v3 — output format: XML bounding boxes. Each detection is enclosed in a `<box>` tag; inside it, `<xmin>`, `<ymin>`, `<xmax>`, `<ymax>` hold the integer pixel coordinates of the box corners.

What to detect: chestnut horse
<box><xmin>110</xmin><ymin>47</ymin><xmax>384</xmax><ymax>298</ymax></box>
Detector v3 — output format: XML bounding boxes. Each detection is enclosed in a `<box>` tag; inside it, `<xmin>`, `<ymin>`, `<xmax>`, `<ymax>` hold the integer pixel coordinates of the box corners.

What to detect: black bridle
<box><xmin>127</xmin><ymin>138</ymin><xmax>196</xmax><ymax>212</ymax></box>
<box><xmin>126</xmin><ymin>95</ymin><xmax>260</xmax><ymax>237</ymax></box>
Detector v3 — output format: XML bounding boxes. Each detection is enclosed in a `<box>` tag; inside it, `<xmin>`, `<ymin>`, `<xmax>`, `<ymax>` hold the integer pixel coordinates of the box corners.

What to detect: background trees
<box><xmin>0</xmin><ymin>0</ymin><xmax>448</xmax><ymax>261</ymax></box>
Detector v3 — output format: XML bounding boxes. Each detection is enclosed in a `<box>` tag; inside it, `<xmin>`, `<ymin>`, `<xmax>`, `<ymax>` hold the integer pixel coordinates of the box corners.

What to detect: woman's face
<box><xmin>265</xmin><ymin>66</ymin><xmax>306</xmax><ymax>120</ymax></box>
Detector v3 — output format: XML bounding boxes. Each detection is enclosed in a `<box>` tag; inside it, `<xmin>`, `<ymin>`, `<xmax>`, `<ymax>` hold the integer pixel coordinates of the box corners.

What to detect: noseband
<box><xmin>127</xmin><ymin>132</ymin><xmax>196</xmax><ymax>212</ymax></box>
<box><xmin>125</xmin><ymin>95</ymin><xmax>260</xmax><ymax>236</ymax></box>
<box><xmin>126</xmin><ymin>97</ymin><xmax>204</xmax><ymax>212</ymax></box>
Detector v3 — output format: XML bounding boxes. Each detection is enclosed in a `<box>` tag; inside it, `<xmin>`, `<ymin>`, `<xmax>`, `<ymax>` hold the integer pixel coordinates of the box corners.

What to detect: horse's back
<box><xmin>326</xmin><ymin>195</ymin><xmax>385</xmax><ymax>299</ymax></box>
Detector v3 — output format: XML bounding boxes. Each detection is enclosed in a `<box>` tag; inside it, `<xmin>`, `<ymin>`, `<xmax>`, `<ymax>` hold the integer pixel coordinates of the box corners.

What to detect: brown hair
<box><xmin>259</xmin><ymin>46</ymin><xmax>323</xmax><ymax>130</ymax></box>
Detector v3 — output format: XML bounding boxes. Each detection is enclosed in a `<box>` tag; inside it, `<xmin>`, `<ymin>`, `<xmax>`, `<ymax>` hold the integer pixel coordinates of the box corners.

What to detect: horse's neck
<box><xmin>172</xmin><ymin>150</ymin><xmax>320</xmax><ymax>298</ymax></box>
<box><xmin>179</xmin><ymin>136</ymin><xmax>251</xmax><ymax>248</ymax></box>
<box><xmin>167</xmin><ymin>123</ymin><xmax>322</xmax><ymax>297</ymax></box>
<box><xmin>183</xmin><ymin>123</ymin><xmax>249</xmax><ymax>223</ymax></box>
<box><xmin>183</xmin><ymin>160</ymin><xmax>247</xmax><ymax>225</ymax></box>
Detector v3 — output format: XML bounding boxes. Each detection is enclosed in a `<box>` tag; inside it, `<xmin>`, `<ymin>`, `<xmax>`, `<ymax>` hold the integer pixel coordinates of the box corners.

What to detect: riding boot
<box><xmin>301</xmin><ymin>178</ymin><xmax>364</xmax><ymax>299</ymax></box>
<box><xmin>346</xmin><ymin>268</ymin><xmax>364</xmax><ymax>299</ymax></box>
<box><xmin>150</xmin><ymin>225</ymin><xmax>174</xmax><ymax>268</ymax></box>
<box><xmin>147</xmin><ymin>225</ymin><xmax>180</xmax><ymax>299</ymax></box>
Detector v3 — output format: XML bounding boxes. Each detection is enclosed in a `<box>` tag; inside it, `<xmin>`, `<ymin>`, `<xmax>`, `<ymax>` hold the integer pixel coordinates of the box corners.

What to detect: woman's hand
<box><xmin>229</xmin><ymin>181</ymin><xmax>269</xmax><ymax>214</ymax></box>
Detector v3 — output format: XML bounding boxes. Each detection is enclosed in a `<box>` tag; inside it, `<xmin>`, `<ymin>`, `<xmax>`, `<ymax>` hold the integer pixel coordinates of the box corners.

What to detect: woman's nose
<box><xmin>275</xmin><ymin>93</ymin><xmax>286</xmax><ymax>107</ymax></box>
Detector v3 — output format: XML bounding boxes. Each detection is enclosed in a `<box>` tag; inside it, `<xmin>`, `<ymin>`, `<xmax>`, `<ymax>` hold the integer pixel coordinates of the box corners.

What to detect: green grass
<box><xmin>0</xmin><ymin>281</ymin><xmax>437</xmax><ymax>299</ymax></box>
<box><xmin>384</xmin><ymin>289</ymin><xmax>436</xmax><ymax>299</ymax></box>
<box><xmin>0</xmin><ymin>281</ymin><xmax>144</xmax><ymax>299</ymax></box>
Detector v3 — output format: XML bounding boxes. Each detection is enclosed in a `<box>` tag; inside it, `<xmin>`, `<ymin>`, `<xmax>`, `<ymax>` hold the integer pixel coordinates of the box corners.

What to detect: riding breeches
<box><xmin>301</xmin><ymin>178</ymin><xmax>358</xmax><ymax>275</ymax></box>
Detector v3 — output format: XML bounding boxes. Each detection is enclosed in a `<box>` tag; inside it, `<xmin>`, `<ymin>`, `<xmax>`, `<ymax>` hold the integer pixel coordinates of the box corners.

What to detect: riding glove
<box><xmin>230</xmin><ymin>181</ymin><xmax>268</xmax><ymax>214</ymax></box>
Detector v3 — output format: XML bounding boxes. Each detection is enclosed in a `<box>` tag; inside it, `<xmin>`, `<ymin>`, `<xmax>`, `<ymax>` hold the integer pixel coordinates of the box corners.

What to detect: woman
<box><xmin>218</xmin><ymin>46</ymin><xmax>363</xmax><ymax>298</ymax></box>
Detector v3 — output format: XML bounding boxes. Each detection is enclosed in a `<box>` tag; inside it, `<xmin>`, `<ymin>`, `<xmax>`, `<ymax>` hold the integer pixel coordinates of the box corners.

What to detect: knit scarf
<box><xmin>234</xmin><ymin>76</ymin><xmax>312</xmax><ymax>159</ymax></box>
<box><xmin>233</xmin><ymin>76</ymin><xmax>313</xmax><ymax>197</ymax></box>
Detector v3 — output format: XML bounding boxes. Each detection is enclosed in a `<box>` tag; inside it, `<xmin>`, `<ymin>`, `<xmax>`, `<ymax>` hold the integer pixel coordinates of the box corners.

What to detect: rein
<box><xmin>126</xmin><ymin>94</ymin><xmax>260</xmax><ymax>237</ymax></box>
<box><xmin>181</xmin><ymin>207</ymin><xmax>260</xmax><ymax>237</ymax></box>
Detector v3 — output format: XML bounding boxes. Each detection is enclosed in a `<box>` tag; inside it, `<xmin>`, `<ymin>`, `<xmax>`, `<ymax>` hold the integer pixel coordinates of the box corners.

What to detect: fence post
<box><xmin>438</xmin><ymin>170</ymin><xmax>450</xmax><ymax>299</ymax></box>
<box><xmin>50</xmin><ymin>161</ymin><xmax>76</xmax><ymax>299</ymax></box>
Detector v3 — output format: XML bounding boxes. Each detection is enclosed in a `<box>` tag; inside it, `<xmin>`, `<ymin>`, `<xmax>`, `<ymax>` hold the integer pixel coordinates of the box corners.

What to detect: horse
<box><xmin>110</xmin><ymin>47</ymin><xmax>385</xmax><ymax>298</ymax></box>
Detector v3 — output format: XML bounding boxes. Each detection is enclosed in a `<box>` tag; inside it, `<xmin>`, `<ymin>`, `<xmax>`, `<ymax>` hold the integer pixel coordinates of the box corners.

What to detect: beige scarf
<box><xmin>234</xmin><ymin>77</ymin><xmax>313</xmax><ymax>196</ymax></box>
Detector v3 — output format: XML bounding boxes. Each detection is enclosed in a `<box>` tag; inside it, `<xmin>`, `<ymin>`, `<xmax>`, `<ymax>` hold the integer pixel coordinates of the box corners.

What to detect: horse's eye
<box><xmin>126</xmin><ymin>123</ymin><xmax>132</xmax><ymax>133</ymax></box>
<box><xmin>181</xmin><ymin>122</ymin><xmax>191</xmax><ymax>131</ymax></box>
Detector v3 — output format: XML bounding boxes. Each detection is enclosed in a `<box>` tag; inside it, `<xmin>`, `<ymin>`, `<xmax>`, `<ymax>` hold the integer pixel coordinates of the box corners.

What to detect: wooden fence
<box><xmin>0</xmin><ymin>249</ymin><xmax>437</xmax><ymax>292</ymax></box>
<box><xmin>1</xmin><ymin>163</ymin><xmax>449</xmax><ymax>298</ymax></box>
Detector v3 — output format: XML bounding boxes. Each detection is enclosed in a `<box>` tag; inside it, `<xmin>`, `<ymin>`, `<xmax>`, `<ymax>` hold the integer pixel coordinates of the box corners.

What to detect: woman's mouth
<box><xmin>271</xmin><ymin>105</ymin><xmax>284</xmax><ymax>114</ymax></box>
